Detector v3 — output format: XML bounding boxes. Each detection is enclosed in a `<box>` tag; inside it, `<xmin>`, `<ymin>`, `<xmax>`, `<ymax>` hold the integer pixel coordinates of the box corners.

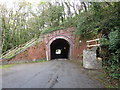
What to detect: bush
<box><xmin>101</xmin><ymin>29</ymin><xmax>120</xmax><ymax>81</ymax></box>
<box><xmin>109</xmin><ymin>30</ymin><xmax>120</xmax><ymax>51</ymax></box>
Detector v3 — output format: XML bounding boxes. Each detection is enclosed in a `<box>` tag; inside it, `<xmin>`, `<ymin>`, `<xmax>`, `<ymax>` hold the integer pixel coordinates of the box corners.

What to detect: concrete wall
<box><xmin>3</xmin><ymin>27</ymin><xmax>87</xmax><ymax>62</ymax></box>
<box><xmin>83</xmin><ymin>49</ymin><xmax>102</xmax><ymax>69</ymax></box>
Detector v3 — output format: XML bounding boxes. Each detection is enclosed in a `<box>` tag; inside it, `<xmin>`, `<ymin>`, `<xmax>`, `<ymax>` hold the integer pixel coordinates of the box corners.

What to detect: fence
<box><xmin>86</xmin><ymin>38</ymin><xmax>100</xmax><ymax>48</ymax></box>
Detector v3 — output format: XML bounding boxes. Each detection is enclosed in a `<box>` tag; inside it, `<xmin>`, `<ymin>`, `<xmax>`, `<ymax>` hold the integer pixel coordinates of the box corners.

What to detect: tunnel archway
<box><xmin>50</xmin><ymin>39</ymin><xmax>70</xmax><ymax>60</ymax></box>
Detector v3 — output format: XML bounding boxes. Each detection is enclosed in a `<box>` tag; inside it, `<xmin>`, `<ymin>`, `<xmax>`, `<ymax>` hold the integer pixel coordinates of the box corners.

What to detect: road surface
<box><xmin>2</xmin><ymin>60</ymin><xmax>104</xmax><ymax>88</ymax></box>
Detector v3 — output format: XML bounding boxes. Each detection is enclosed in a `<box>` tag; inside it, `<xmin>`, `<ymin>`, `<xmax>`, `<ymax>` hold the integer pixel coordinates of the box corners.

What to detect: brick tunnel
<box><xmin>5</xmin><ymin>27</ymin><xmax>87</xmax><ymax>62</ymax></box>
<box><xmin>50</xmin><ymin>39</ymin><xmax>70</xmax><ymax>59</ymax></box>
<box><xmin>46</xmin><ymin>33</ymin><xmax>74</xmax><ymax>60</ymax></box>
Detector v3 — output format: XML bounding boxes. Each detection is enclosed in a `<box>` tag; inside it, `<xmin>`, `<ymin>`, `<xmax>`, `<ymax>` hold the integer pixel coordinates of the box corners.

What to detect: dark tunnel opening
<box><xmin>50</xmin><ymin>39</ymin><xmax>70</xmax><ymax>60</ymax></box>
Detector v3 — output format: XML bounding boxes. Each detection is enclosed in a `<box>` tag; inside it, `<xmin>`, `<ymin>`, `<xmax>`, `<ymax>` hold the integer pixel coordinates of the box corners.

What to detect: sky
<box><xmin>0</xmin><ymin>0</ymin><xmax>119</xmax><ymax>5</ymax></box>
<box><xmin>0</xmin><ymin>0</ymin><xmax>41</xmax><ymax>8</ymax></box>
<box><xmin>0</xmin><ymin>0</ymin><xmax>76</xmax><ymax>8</ymax></box>
<box><xmin>0</xmin><ymin>0</ymin><xmax>82</xmax><ymax>10</ymax></box>
<box><xmin>0</xmin><ymin>0</ymin><xmax>119</xmax><ymax>9</ymax></box>
<box><xmin>0</xmin><ymin>0</ymin><xmax>78</xmax><ymax>5</ymax></box>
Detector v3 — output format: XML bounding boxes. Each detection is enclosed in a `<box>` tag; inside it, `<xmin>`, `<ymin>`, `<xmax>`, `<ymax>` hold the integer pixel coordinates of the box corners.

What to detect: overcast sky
<box><xmin>0</xmin><ymin>0</ymin><xmax>78</xmax><ymax>8</ymax></box>
<box><xmin>0</xmin><ymin>0</ymin><xmax>119</xmax><ymax>5</ymax></box>
<box><xmin>0</xmin><ymin>0</ymin><xmax>119</xmax><ymax>9</ymax></box>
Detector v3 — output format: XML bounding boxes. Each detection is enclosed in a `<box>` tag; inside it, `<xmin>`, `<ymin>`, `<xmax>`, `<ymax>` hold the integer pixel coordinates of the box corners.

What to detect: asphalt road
<box><xmin>2</xmin><ymin>60</ymin><xmax>104</xmax><ymax>88</ymax></box>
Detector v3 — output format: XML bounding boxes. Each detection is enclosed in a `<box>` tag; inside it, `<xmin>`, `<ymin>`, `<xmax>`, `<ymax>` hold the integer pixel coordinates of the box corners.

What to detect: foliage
<box><xmin>76</xmin><ymin>2</ymin><xmax>120</xmax><ymax>39</ymax></box>
<box><xmin>102</xmin><ymin>30</ymin><xmax>120</xmax><ymax>80</ymax></box>
<box><xmin>44</xmin><ymin>5</ymin><xmax>64</xmax><ymax>26</ymax></box>
<box><xmin>60</xmin><ymin>16</ymin><xmax>79</xmax><ymax>28</ymax></box>
<box><xmin>76</xmin><ymin>5</ymin><xmax>103</xmax><ymax>39</ymax></box>
<box><xmin>1</xmin><ymin>1</ymin><xmax>84</xmax><ymax>53</ymax></box>
<box><xmin>75</xmin><ymin>2</ymin><xmax>120</xmax><ymax>86</ymax></box>
<box><xmin>0</xmin><ymin>2</ymin><xmax>38</xmax><ymax>53</ymax></box>
<box><xmin>100</xmin><ymin>37</ymin><xmax>109</xmax><ymax>46</ymax></box>
<box><xmin>41</xmin><ymin>26</ymin><xmax>64</xmax><ymax>34</ymax></box>
<box><xmin>109</xmin><ymin>30</ymin><xmax>120</xmax><ymax>51</ymax></box>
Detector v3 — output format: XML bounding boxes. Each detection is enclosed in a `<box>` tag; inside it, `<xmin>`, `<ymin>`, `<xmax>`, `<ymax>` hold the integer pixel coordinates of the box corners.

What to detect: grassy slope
<box><xmin>0</xmin><ymin>60</ymin><xmax>47</xmax><ymax>69</ymax></box>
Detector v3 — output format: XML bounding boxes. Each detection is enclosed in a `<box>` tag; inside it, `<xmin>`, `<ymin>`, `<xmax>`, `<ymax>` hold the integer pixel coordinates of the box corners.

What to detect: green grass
<box><xmin>31</xmin><ymin>60</ymin><xmax>47</xmax><ymax>63</ymax></box>
<box><xmin>0</xmin><ymin>60</ymin><xmax>47</xmax><ymax>69</ymax></box>
<box><xmin>106</xmin><ymin>85</ymin><xmax>115</xmax><ymax>88</ymax></box>
<box><xmin>0</xmin><ymin>64</ymin><xmax>16</xmax><ymax>69</ymax></box>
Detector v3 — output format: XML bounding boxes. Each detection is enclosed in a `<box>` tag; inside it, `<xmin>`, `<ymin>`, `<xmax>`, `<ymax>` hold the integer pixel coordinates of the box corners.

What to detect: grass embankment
<box><xmin>0</xmin><ymin>60</ymin><xmax>47</xmax><ymax>69</ymax></box>
<box><xmin>42</xmin><ymin>26</ymin><xmax>64</xmax><ymax>34</ymax></box>
<box><xmin>31</xmin><ymin>60</ymin><xmax>47</xmax><ymax>63</ymax></box>
<box><xmin>0</xmin><ymin>64</ymin><xmax>16</xmax><ymax>69</ymax></box>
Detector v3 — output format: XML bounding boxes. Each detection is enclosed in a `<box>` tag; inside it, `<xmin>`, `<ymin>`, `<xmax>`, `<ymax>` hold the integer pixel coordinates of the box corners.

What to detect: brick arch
<box><xmin>46</xmin><ymin>35</ymin><xmax>73</xmax><ymax>60</ymax></box>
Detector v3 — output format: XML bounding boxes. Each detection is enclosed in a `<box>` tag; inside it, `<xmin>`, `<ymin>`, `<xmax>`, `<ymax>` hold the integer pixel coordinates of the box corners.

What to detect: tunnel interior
<box><xmin>50</xmin><ymin>39</ymin><xmax>70</xmax><ymax>60</ymax></box>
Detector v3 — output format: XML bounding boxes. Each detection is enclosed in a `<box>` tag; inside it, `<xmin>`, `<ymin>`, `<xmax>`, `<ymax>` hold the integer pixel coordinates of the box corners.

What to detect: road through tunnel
<box><xmin>50</xmin><ymin>39</ymin><xmax>70</xmax><ymax>60</ymax></box>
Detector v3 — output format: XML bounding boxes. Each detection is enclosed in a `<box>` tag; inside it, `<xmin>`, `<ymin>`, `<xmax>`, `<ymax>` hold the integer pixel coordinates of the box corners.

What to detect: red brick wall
<box><xmin>10</xmin><ymin>41</ymin><xmax>46</xmax><ymax>61</ymax></box>
<box><xmin>73</xmin><ymin>37</ymin><xmax>87</xmax><ymax>59</ymax></box>
<box><xmin>43</xmin><ymin>27</ymin><xmax>75</xmax><ymax>45</ymax></box>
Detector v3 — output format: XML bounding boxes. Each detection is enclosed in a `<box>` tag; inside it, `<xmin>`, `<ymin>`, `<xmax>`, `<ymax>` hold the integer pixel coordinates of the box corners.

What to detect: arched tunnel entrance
<box><xmin>50</xmin><ymin>39</ymin><xmax>70</xmax><ymax>60</ymax></box>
